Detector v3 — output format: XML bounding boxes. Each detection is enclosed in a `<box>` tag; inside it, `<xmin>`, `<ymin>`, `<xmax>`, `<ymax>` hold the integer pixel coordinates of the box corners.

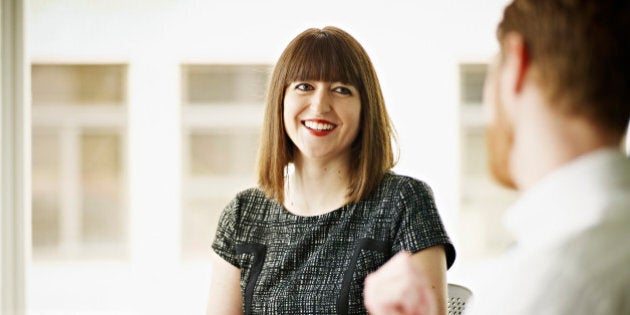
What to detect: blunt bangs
<box><xmin>282</xmin><ymin>30</ymin><xmax>363</xmax><ymax>89</ymax></box>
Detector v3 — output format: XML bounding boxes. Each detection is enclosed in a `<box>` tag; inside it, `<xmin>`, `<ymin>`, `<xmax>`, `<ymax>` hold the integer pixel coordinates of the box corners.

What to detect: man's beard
<box><xmin>486</xmin><ymin>83</ymin><xmax>518</xmax><ymax>190</ymax></box>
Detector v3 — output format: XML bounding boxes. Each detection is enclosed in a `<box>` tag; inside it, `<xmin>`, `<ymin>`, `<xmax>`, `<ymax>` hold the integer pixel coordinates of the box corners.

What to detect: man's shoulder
<box><xmin>561</xmin><ymin>212</ymin><xmax>630</xmax><ymax>276</ymax></box>
<box><xmin>547</xmin><ymin>223</ymin><xmax>630</xmax><ymax>314</ymax></box>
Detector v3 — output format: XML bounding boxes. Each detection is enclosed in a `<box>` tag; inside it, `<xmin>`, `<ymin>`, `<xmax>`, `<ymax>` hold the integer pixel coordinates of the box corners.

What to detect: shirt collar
<box><xmin>504</xmin><ymin>148</ymin><xmax>630</xmax><ymax>250</ymax></box>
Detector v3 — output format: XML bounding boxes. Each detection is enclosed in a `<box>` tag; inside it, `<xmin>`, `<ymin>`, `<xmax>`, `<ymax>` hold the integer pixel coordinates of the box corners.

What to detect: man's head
<box><xmin>485</xmin><ymin>0</ymin><xmax>630</xmax><ymax>189</ymax></box>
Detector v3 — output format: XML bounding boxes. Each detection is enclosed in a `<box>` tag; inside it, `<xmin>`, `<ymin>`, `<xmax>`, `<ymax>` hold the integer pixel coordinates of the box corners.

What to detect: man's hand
<box><xmin>364</xmin><ymin>251</ymin><xmax>439</xmax><ymax>315</ymax></box>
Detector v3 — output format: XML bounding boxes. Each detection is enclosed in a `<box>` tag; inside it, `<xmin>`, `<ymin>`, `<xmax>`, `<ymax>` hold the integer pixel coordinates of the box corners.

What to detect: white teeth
<box><xmin>304</xmin><ymin>121</ymin><xmax>335</xmax><ymax>131</ymax></box>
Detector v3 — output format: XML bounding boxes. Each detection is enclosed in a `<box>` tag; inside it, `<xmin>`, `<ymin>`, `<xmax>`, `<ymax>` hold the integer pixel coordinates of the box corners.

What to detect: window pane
<box><xmin>182</xmin><ymin>64</ymin><xmax>270</xmax><ymax>104</ymax></box>
<box><xmin>81</xmin><ymin>133</ymin><xmax>126</xmax><ymax>254</ymax></box>
<box><xmin>189</xmin><ymin>132</ymin><xmax>260</xmax><ymax>176</ymax></box>
<box><xmin>183</xmin><ymin>131</ymin><xmax>260</xmax><ymax>259</ymax></box>
<box><xmin>459</xmin><ymin>64</ymin><xmax>487</xmax><ymax>105</ymax></box>
<box><xmin>32</xmin><ymin>130</ymin><xmax>61</xmax><ymax>254</ymax></box>
<box><xmin>32</xmin><ymin>64</ymin><xmax>126</xmax><ymax>106</ymax></box>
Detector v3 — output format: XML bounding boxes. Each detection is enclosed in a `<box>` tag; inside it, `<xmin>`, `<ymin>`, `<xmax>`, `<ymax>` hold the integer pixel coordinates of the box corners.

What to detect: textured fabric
<box><xmin>212</xmin><ymin>172</ymin><xmax>455</xmax><ymax>315</ymax></box>
<box><xmin>467</xmin><ymin>149</ymin><xmax>630</xmax><ymax>315</ymax></box>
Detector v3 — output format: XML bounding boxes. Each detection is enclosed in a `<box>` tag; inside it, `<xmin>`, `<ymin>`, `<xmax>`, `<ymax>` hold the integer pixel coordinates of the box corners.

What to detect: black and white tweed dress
<box><xmin>212</xmin><ymin>172</ymin><xmax>456</xmax><ymax>315</ymax></box>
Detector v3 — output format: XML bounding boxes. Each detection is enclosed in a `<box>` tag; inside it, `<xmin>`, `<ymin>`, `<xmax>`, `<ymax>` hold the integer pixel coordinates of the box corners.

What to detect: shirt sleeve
<box><xmin>391</xmin><ymin>178</ymin><xmax>456</xmax><ymax>269</ymax></box>
<box><xmin>211</xmin><ymin>196</ymin><xmax>240</xmax><ymax>268</ymax></box>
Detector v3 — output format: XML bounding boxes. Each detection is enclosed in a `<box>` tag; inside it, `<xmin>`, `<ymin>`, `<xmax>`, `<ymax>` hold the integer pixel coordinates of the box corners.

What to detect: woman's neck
<box><xmin>285</xmin><ymin>154</ymin><xmax>351</xmax><ymax>216</ymax></box>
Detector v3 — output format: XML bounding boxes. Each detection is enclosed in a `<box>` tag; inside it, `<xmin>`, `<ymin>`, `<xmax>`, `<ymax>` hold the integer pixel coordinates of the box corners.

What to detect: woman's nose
<box><xmin>310</xmin><ymin>88</ymin><xmax>331</xmax><ymax>114</ymax></box>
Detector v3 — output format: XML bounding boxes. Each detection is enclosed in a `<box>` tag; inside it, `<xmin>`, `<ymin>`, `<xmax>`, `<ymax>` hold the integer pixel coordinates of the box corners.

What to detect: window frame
<box><xmin>1</xmin><ymin>0</ymin><xmax>29</xmax><ymax>312</ymax></box>
<box><xmin>30</xmin><ymin>63</ymin><xmax>129</xmax><ymax>260</ymax></box>
<box><xmin>180</xmin><ymin>63</ymin><xmax>269</xmax><ymax>260</ymax></box>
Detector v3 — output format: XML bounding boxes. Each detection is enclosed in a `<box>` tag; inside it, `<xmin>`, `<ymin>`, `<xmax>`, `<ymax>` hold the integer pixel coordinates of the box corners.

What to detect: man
<box><xmin>364</xmin><ymin>0</ymin><xmax>630</xmax><ymax>314</ymax></box>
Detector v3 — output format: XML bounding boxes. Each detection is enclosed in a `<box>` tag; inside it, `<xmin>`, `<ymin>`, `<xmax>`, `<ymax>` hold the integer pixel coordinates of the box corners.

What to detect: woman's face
<box><xmin>283</xmin><ymin>80</ymin><xmax>361</xmax><ymax>163</ymax></box>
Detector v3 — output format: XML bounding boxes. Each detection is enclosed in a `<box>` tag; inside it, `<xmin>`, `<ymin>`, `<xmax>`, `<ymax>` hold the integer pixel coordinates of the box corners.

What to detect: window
<box><xmin>31</xmin><ymin>64</ymin><xmax>128</xmax><ymax>260</ymax></box>
<box><xmin>180</xmin><ymin>64</ymin><xmax>271</xmax><ymax>260</ymax></box>
<box><xmin>459</xmin><ymin>63</ymin><xmax>487</xmax><ymax>105</ymax></box>
<box><xmin>458</xmin><ymin>63</ymin><xmax>517</xmax><ymax>260</ymax></box>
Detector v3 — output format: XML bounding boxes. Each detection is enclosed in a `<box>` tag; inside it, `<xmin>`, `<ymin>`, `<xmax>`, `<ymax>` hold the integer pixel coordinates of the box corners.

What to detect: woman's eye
<box><xmin>295</xmin><ymin>83</ymin><xmax>313</xmax><ymax>91</ymax></box>
<box><xmin>333</xmin><ymin>86</ymin><xmax>353</xmax><ymax>95</ymax></box>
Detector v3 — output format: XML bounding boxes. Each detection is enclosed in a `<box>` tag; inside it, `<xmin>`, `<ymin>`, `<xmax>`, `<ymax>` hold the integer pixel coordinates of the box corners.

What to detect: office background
<box><xmin>7</xmin><ymin>0</ymin><xmax>525</xmax><ymax>313</ymax></box>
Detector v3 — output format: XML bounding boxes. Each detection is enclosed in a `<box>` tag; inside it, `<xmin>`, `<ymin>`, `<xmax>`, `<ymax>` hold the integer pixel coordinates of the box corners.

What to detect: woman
<box><xmin>207</xmin><ymin>26</ymin><xmax>455</xmax><ymax>315</ymax></box>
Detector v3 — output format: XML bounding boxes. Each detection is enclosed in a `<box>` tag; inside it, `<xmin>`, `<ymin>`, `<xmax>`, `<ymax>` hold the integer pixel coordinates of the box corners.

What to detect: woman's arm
<box><xmin>409</xmin><ymin>245</ymin><xmax>447</xmax><ymax>314</ymax></box>
<box><xmin>364</xmin><ymin>245</ymin><xmax>448</xmax><ymax>315</ymax></box>
<box><xmin>206</xmin><ymin>251</ymin><xmax>243</xmax><ymax>315</ymax></box>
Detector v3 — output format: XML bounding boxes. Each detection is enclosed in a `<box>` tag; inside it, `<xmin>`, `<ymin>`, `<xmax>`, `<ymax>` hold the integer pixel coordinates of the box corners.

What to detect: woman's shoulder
<box><xmin>225</xmin><ymin>186</ymin><xmax>279</xmax><ymax>219</ymax></box>
<box><xmin>230</xmin><ymin>186</ymin><xmax>276</xmax><ymax>207</ymax></box>
<box><xmin>376</xmin><ymin>172</ymin><xmax>434</xmax><ymax>198</ymax></box>
<box><xmin>234</xmin><ymin>186</ymin><xmax>266</xmax><ymax>199</ymax></box>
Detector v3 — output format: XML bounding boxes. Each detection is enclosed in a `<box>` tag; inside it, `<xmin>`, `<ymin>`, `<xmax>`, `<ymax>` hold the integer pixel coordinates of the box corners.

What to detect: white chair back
<box><xmin>447</xmin><ymin>283</ymin><xmax>473</xmax><ymax>315</ymax></box>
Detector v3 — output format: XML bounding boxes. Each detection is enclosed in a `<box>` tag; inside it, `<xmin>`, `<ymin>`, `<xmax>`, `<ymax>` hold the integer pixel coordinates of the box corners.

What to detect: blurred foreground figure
<box><xmin>365</xmin><ymin>0</ymin><xmax>630</xmax><ymax>314</ymax></box>
<box><xmin>474</xmin><ymin>0</ymin><xmax>630</xmax><ymax>313</ymax></box>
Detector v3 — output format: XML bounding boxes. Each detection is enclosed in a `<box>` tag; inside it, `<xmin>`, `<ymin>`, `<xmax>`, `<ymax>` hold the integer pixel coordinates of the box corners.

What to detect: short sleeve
<box><xmin>211</xmin><ymin>196</ymin><xmax>240</xmax><ymax>268</ymax></box>
<box><xmin>391</xmin><ymin>178</ymin><xmax>456</xmax><ymax>269</ymax></box>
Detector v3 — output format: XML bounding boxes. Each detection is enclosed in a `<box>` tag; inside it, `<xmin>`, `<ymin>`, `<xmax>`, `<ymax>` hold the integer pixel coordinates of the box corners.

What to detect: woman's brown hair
<box><xmin>257</xmin><ymin>26</ymin><xmax>397</xmax><ymax>204</ymax></box>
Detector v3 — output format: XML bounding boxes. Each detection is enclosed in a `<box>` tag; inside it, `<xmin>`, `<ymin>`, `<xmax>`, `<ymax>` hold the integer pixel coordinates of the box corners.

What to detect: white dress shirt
<box><xmin>467</xmin><ymin>148</ymin><xmax>630</xmax><ymax>315</ymax></box>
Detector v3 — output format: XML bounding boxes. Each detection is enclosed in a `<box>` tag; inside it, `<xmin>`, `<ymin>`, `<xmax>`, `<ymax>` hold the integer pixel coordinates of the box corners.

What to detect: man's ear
<box><xmin>500</xmin><ymin>32</ymin><xmax>530</xmax><ymax>94</ymax></box>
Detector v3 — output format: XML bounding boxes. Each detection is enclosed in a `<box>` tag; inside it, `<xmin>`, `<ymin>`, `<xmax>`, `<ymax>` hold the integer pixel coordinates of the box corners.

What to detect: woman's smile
<box><xmin>302</xmin><ymin>119</ymin><xmax>337</xmax><ymax>136</ymax></box>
